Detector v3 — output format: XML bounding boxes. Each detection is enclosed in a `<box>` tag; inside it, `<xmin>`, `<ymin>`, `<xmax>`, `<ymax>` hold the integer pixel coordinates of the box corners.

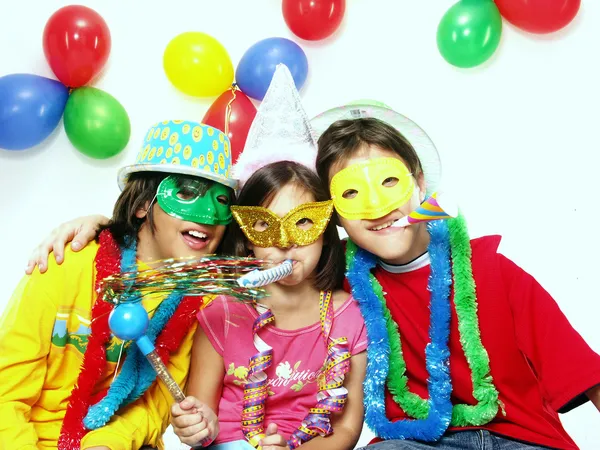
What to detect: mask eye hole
<box><xmin>216</xmin><ymin>195</ymin><xmax>229</xmax><ymax>205</ymax></box>
<box><xmin>342</xmin><ymin>189</ymin><xmax>358</xmax><ymax>199</ymax></box>
<box><xmin>296</xmin><ymin>218</ymin><xmax>314</xmax><ymax>230</ymax></box>
<box><xmin>382</xmin><ymin>177</ymin><xmax>399</xmax><ymax>188</ymax></box>
<box><xmin>253</xmin><ymin>220</ymin><xmax>269</xmax><ymax>232</ymax></box>
<box><xmin>176</xmin><ymin>187</ymin><xmax>198</xmax><ymax>200</ymax></box>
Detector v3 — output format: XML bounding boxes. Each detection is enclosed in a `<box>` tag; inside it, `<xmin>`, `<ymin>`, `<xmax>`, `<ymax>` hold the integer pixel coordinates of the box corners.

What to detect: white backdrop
<box><xmin>1</xmin><ymin>0</ymin><xmax>599</xmax><ymax>448</ymax></box>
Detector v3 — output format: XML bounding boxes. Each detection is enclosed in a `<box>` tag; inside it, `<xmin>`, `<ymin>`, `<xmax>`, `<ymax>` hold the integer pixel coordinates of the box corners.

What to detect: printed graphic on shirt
<box><xmin>227</xmin><ymin>360</ymin><xmax>325</xmax><ymax>394</ymax></box>
<box><xmin>51</xmin><ymin>310</ymin><xmax>125</xmax><ymax>362</ymax></box>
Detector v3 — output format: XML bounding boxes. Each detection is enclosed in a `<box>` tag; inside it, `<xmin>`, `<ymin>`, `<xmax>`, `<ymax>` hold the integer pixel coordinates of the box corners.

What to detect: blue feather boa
<box><xmin>84</xmin><ymin>239</ymin><xmax>184</xmax><ymax>429</ymax></box>
<box><xmin>346</xmin><ymin>220</ymin><xmax>453</xmax><ymax>440</ymax></box>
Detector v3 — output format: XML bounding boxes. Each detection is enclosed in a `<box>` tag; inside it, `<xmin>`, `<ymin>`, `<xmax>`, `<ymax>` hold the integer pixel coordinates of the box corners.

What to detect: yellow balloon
<box><xmin>163</xmin><ymin>32</ymin><xmax>234</xmax><ymax>97</ymax></box>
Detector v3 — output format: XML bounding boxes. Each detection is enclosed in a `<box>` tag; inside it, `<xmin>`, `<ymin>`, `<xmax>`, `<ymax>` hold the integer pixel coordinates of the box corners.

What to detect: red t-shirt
<box><xmin>348</xmin><ymin>235</ymin><xmax>600</xmax><ymax>449</ymax></box>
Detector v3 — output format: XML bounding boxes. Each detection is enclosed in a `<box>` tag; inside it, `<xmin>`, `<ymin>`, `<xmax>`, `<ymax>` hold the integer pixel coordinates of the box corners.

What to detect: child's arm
<box><xmin>502</xmin><ymin>254</ymin><xmax>600</xmax><ymax>413</ymax></box>
<box><xmin>297</xmin><ymin>351</ymin><xmax>367</xmax><ymax>450</ymax></box>
<box><xmin>260</xmin><ymin>351</ymin><xmax>367</xmax><ymax>450</ymax></box>
<box><xmin>26</xmin><ymin>214</ymin><xmax>109</xmax><ymax>274</ymax></box>
<box><xmin>188</xmin><ymin>324</ymin><xmax>225</xmax><ymax>410</ymax></box>
<box><xmin>80</xmin><ymin>323</ymin><xmax>197</xmax><ymax>449</ymax></box>
<box><xmin>0</xmin><ymin>273</ymin><xmax>58</xmax><ymax>449</ymax></box>
<box><xmin>586</xmin><ymin>385</ymin><xmax>600</xmax><ymax>411</ymax></box>
<box><xmin>171</xmin><ymin>326</ymin><xmax>224</xmax><ymax>446</ymax></box>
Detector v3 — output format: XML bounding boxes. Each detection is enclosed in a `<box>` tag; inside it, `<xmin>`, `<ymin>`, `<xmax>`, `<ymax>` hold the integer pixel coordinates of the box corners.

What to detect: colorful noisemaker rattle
<box><xmin>392</xmin><ymin>192</ymin><xmax>458</xmax><ymax>227</ymax></box>
<box><xmin>109</xmin><ymin>302</ymin><xmax>186</xmax><ymax>401</ymax></box>
<box><xmin>99</xmin><ymin>256</ymin><xmax>266</xmax><ymax>401</ymax></box>
<box><xmin>109</xmin><ymin>304</ymin><xmax>215</xmax><ymax>448</ymax></box>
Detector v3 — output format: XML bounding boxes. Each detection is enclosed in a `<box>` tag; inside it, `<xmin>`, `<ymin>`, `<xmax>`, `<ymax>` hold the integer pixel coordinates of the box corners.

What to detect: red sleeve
<box><xmin>196</xmin><ymin>295</ymin><xmax>230</xmax><ymax>356</ymax></box>
<box><xmin>501</xmin><ymin>255</ymin><xmax>600</xmax><ymax>412</ymax></box>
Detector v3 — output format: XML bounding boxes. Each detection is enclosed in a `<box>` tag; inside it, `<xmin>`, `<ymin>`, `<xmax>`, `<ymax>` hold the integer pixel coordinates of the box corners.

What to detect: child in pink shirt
<box><xmin>170</xmin><ymin>159</ymin><xmax>367</xmax><ymax>450</ymax></box>
<box><xmin>169</xmin><ymin>66</ymin><xmax>367</xmax><ymax>450</ymax></box>
<box><xmin>196</xmin><ymin>289</ymin><xmax>367</xmax><ymax>447</ymax></box>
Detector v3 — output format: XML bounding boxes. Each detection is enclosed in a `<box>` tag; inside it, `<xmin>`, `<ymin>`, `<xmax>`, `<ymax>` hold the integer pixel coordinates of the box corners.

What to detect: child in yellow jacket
<box><xmin>0</xmin><ymin>120</ymin><xmax>237</xmax><ymax>450</ymax></box>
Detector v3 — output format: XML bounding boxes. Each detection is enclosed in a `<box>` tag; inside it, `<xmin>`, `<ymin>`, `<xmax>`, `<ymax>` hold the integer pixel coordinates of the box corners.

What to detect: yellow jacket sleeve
<box><xmin>81</xmin><ymin>323</ymin><xmax>196</xmax><ymax>450</ymax></box>
<box><xmin>0</xmin><ymin>271</ymin><xmax>58</xmax><ymax>450</ymax></box>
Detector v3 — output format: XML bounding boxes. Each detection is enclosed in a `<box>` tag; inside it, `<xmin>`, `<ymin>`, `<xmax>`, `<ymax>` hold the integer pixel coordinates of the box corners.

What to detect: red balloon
<box><xmin>203</xmin><ymin>87</ymin><xmax>257</xmax><ymax>165</ymax></box>
<box><xmin>282</xmin><ymin>0</ymin><xmax>346</xmax><ymax>41</ymax></box>
<box><xmin>43</xmin><ymin>5</ymin><xmax>111</xmax><ymax>87</ymax></box>
<box><xmin>495</xmin><ymin>0</ymin><xmax>580</xmax><ymax>34</ymax></box>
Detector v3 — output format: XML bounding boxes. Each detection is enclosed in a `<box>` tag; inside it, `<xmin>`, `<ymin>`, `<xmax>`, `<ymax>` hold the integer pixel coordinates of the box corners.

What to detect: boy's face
<box><xmin>136</xmin><ymin>176</ymin><xmax>231</xmax><ymax>262</ymax></box>
<box><xmin>329</xmin><ymin>145</ymin><xmax>430</xmax><ymax>265</ymax></box>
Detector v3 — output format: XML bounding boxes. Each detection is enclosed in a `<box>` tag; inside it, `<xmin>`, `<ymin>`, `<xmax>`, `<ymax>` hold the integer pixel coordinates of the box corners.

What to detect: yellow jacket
<box><xmin>0</xmin><ymin>242</ymin><xmax>195</xmax><ymax>450</ymax></box>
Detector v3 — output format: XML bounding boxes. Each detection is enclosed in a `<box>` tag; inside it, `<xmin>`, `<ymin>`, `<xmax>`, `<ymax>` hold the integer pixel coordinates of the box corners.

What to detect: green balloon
<box><xmin>437</xmin><ymin>0</ymin><xmax>502</xmax><ymax>69</ymax></box>
<box><xmin>64</xmin><ymin>87</ymin><xmax>131</xmax><ymax>159</ymax></box>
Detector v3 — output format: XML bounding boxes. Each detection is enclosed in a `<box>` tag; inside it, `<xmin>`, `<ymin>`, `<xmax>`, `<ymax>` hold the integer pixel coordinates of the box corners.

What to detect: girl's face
<box><xmin>246</xmin><ymin>183</ymin><xmax>326</xmax><ymax>287</ymax></box>
<box><xmin>329</xmin><ymin>145</ymin><xmax>429</xmax><ymax>265</ymax></box>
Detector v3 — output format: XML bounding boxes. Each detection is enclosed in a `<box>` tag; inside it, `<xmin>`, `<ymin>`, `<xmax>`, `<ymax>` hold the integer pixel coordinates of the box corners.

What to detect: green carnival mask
<box><xmin>157</xmin><ymin>175</ymin><xmax>232</xmax><ymax>225</ymax></box>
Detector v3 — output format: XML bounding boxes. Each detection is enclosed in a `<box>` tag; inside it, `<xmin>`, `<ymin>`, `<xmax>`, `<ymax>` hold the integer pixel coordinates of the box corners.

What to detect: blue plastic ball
<box><xmin>108</xmin><ymin>303</ymin><xmax>149</xmax><ymax>341</ymax></box>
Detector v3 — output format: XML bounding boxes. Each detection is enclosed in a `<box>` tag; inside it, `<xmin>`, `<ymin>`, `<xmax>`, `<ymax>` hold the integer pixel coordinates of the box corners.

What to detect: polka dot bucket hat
<box><xmin>118</xmin><ymin>120</ymin><xmax>237</xmax><ymax>190</ymax></box>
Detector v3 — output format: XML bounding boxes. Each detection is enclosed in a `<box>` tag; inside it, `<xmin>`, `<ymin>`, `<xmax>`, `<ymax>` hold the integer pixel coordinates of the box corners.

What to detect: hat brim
<box><xmin>311</xmin><ymin>104</ymin><xmax>442</xmax><ymax>194</ymax></box>
<box><xmin>117</xmin><ymin>164</ymin><xmax>238</xmax><ymax>191</ymax></box>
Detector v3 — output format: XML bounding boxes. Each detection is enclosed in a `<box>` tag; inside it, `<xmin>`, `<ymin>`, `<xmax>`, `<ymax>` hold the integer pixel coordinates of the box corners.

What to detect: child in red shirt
<box><xmin>310</xmin><ymin>103</ymin><xmax>600</xmax><ymax>449</ymax></box>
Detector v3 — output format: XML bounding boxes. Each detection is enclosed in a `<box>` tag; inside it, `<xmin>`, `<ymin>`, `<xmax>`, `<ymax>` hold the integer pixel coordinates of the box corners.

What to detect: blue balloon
<box><xmin>109</xmin><ymin>303</ymin><xmax>149</xmax><ymax>341</ymax></box>
<box><xmin>236</xmin><ymin>38</ymin><xmax>308</xmax><ymax>101</ymax></box>
<box><xmin>0</xmin><ymin>74</ymin><xmax>69</xmax><ymax>151</ymax></box>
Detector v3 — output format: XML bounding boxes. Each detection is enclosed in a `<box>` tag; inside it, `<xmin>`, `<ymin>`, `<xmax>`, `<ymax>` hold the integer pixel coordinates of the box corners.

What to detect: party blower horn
<box><xmin>392</xmin><ymin>192</ymin><xmax>458</xmax><ymax>227</ymax></box>
<box><xmin>237</xmin><ymin>259</ymin><xmax>294</xmax><ymax>288</ymax></box>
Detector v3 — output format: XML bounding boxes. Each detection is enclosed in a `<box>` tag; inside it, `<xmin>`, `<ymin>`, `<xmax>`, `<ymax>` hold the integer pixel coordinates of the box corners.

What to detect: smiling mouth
<box><xmin>369</xmin><ymin>219</ymin><xmax>399</xmax><ymax>231</ymax></box>
<box><xmin>185</xmin><ymin>230</ymin><xmax>208</xmax><ymax>241</ymax></box>
<box><xmin>181</xmin><ymin>229</ymin><xmax>211</xmax><ymax>251</ymax></box>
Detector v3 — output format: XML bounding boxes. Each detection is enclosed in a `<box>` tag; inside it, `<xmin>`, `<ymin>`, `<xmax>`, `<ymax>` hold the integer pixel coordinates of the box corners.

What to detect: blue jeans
<box><xmin>357</xmin><ymin>430</ymin><xmax>553</xmax><ymax>449</ymax></box>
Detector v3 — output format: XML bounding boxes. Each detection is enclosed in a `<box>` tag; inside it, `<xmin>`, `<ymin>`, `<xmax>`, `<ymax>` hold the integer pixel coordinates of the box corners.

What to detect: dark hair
<box><xmin>223</xmin><ymin>161</ymin><xmax>344</xmax><ymax>291</ymax></box>
<box><xmin>98</xmin><ymin>172</ymin><xmax>234</xmax><ymax>255</ymax></box>
<box><xmin>316</xmin><ymin>117</ymin><xmax>423</xmax><ymax>187</ymax></box>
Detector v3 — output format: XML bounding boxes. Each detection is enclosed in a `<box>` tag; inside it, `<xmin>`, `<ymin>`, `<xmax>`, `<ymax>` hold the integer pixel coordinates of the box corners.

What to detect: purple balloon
<box><xmin>236</xmin><ymin>37</ymin><xmax>308</xmax><ymax>101</ymax></box>
<box><xmin>0</xmin><ymin>74</ymin><xmax>69</xmax><ymax>151</ymax></box>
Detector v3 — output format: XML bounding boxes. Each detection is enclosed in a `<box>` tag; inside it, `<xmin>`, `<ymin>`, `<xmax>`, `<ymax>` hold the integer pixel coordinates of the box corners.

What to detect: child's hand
<box><xmin>171</xmin><ymin>396</ymin><xmax>219</xmax><ymax>447</ymax></box>
<box><xmin>260</xmin><ymin>423</ymin><xmax>291</xmax><ymax>450</ymax></box>
<box><xmin>25</xmin><ymin>214</ymin><xmax>109</xmax><ymax>274</ymax></box>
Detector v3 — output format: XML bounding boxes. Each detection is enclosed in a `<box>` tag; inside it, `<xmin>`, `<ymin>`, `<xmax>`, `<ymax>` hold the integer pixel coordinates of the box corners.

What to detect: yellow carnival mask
<box><xmin>231</xmin><ymin>200</ymin><xmax>334</xmax><ymax>248</ymax></box>
<box><xmin>330</xmin><ymin>157</ymin><xmax>414</xmax><ymax>220</ymax></box>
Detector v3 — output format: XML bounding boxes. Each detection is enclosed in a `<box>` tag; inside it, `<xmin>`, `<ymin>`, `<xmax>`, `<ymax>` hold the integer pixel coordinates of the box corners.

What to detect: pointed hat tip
<box><xmin>232</xmin><ymin>64</ymin><xmax>317</xmax><ymax>188</ymax></box>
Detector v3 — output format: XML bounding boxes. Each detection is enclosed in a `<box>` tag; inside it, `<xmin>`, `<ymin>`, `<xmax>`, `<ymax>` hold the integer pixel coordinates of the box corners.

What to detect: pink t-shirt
<box><xmin>197</xmin><ymin>294</ymin><xmax>367</xmax><ymax>445</ymax></box>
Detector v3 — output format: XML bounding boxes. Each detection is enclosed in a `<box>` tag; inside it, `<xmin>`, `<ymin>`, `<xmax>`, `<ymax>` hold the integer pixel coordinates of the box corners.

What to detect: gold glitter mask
<box><xmin>231</xmin><ymin>200</ymin><xmax>334</xmax><ymax>248</ymax></box>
